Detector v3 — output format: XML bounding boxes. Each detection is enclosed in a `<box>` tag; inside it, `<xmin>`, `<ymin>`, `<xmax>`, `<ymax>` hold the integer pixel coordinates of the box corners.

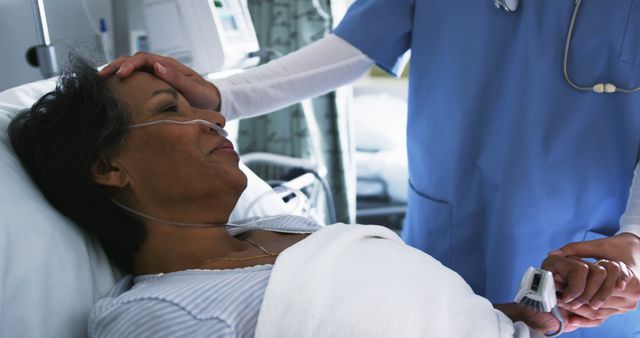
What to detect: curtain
<box><xmin>239</xmin><ymin>0</ymin><xmax>355</xmax><ymax>223</ymax></box>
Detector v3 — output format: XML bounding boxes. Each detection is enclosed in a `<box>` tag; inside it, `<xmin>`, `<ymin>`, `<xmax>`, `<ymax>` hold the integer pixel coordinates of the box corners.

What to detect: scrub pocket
<box><xmin>403</xmin><ymin>182</ymin><xmax>452</xmax><ymax>265</ymax></box>
<box><xmin>568</xmin><ymin>0</ymin><xmax>640</xmax><ymax>86</ymax></box>
<box><xmin>620</xmin><ymin>0</ymin><xmax>640</xmax><ymax>66</ymax></box>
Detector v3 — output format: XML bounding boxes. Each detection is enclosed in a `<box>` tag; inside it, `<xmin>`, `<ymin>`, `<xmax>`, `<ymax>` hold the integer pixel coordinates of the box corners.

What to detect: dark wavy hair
<box><xmin>8</xmin><ymin>57</ymin><xmax>145</xmax><ymax>274</ymax></box>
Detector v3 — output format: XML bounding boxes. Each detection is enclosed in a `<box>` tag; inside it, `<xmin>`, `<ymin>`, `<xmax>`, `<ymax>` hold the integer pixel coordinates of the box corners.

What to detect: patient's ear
<box><xmin>90</xmin><ymin>155</ymin><xmax>130</xmax><ymax>188</ymax></box>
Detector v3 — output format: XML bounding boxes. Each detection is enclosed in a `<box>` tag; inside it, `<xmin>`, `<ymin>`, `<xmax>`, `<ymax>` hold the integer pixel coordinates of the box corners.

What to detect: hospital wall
<box><xmin>0</xmin><ymin>0</ymin><xmax>112</xmax><ymax>92</ymax></box>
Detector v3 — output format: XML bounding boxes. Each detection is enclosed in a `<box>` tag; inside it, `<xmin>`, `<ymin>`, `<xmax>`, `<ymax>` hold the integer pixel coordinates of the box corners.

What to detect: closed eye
<box><xmin>160</xmin><ymin>104</ymin><xmax>179</xmax><ymax>113</ymax></box>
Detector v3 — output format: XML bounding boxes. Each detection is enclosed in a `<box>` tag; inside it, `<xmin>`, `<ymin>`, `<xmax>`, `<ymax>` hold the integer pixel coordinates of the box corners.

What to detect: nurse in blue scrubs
<box><xmin>332</xmin><ymin>0</ymin><xmax>640</xmax><ymax>336</ymax></box>
<box><xmin>102</xmin><ymin>0</ymin><xmax>640</xmax><ymax>335</ymax></box>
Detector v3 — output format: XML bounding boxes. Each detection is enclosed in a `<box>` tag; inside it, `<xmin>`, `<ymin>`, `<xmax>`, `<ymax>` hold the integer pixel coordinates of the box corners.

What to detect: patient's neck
<box><xmin>133</xmin><ymin>221</ymin><xmax>250</xmax><ymax>276</ymax></box>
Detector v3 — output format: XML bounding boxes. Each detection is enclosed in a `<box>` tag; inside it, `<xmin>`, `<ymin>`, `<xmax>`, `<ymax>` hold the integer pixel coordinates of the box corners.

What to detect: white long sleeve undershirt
<box><xmin>211</xmin><ymin>34</ymin><xmax>374</xmax><ymax>121</ymax></box>
<box><xmin>619</xmin><ymin>163</ymin><xmax>640</xmax><ymax>238</ymax></box>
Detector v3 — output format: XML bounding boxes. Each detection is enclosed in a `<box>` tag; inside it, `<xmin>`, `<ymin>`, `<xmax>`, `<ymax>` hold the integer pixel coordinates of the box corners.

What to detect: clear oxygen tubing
<box><xmin>110</xmin><ymin>185</ymin><xmax>311</xmax><ymax>228</ymax></box>
<box><xmin>128</xmin><ymin>119</ymin><xmax>229</xmax><ymax>138</ymax></box>
<box><xmin>563</xmin><ymin>0</ymin><xmax>640</xmax><ymax>94</ymax></box>
<box><xmin>117</xmin><ymin>119</ymin><xmax>314</xmax><ymax>227</ymax></box>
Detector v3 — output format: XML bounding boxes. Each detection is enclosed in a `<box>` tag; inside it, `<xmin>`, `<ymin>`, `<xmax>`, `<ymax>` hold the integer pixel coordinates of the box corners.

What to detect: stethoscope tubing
<box><xmin>563</xmin><ymin>0</ymin><xmax>640</xmax><ymax>94</ymax></box>
<box><xmin>498</xmin><ymin>0</ymin><xmax>640</xmax><ymax>94</ymax></box>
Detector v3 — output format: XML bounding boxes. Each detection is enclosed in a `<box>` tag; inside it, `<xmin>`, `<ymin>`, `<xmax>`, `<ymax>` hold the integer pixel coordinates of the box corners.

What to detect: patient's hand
<box><xmin>98</xmin><ymin>52</ymin><xmax>221</xmax><ymax>111</ymax></box>
<box><xmin>543</xmin><ymin>233</ymin><xmax>640</xmax><ymax>327</ymax></box>
<box><xmin>521</xmin><ymin>304</ymin><xmax>573</xmax><ymax>334</ymax></box>
<box><xmin>495</xmin><ymin>303</ymin><xmax>572</xmax><ymax>334</ymax></box>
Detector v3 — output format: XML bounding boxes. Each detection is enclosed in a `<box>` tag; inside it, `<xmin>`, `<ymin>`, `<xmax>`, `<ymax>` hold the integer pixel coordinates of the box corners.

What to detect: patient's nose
<box><xmin>211</xmin><ymin>110</ymin><xmax>226</xmax><ymax>129</ymax></box>
<box><xmin>193</xmin><ymin>107</ymin><xmax>226</xmax><ymax>129</ymax></box>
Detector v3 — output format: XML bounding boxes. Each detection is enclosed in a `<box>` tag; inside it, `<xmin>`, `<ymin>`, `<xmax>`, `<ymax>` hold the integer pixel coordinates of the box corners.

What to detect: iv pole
<box><xmin>27</xmin><ymin>0</ymin><xmax>59</xmax><ymax>78</ymax></box>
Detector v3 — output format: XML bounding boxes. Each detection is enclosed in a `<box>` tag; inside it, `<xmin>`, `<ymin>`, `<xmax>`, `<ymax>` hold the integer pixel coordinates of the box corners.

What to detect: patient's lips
<box><xmin>210</xmin><ymin>139</ymin><xmax>238</xmax><ymax>157</ymax></box>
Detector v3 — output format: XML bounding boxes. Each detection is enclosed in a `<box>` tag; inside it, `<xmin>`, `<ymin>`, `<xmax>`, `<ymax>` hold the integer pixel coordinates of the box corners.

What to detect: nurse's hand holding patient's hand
<box><xmin>98</xmin><ymin>52</ymin><xmax>221</xmax><ymax>111</ymax></box>
<box><xmin>545</xmin><ymin>234</ymin><xmax>640</xmax><ymax>328</ymax></box>
<box><xmin>540</xmin><ymin>255</ymin><xmax>625</xmax><ymax>330</ymax></box>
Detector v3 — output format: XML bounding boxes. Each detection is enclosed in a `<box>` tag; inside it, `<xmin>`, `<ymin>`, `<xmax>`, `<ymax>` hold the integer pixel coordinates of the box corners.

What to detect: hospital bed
<box><xmin>0</xmin><ymin>77</ymin><xmax>296</xmax><ymax>338</ymax></box>
<box><xmin>0</xmin><ymin>78</ymin><xmax>555</xmax><ymax>338</ymax></box>
<box><xmin>353</xmin><ymin>90</ymin><xmax>408</xmax><ymax>228</ymax></box>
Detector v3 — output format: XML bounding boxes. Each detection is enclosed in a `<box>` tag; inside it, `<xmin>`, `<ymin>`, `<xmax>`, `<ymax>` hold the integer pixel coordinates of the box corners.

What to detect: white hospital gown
<box><xmin>89</xmin><ymin>216</ymin><xmax>321</xmax><ymax>338</ymax></box>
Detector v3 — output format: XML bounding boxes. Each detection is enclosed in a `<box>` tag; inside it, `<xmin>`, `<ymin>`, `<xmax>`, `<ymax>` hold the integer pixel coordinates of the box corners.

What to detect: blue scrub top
<box><xmin>335</xmin><ymin>1</ymin><xmax>640</xmax><ymax>336</ymax></box>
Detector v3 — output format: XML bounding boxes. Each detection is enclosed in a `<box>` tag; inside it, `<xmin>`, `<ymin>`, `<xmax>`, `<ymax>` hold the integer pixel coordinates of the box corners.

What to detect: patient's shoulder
<box><xmin>90</xmin><ymin>269</ymin><xmax>271</xmax><ymax>337</ymax></box>
<box><xmin>89</xmin><ymin>295</ymin><xmax>235</xmax><ymax>337</ymax></box>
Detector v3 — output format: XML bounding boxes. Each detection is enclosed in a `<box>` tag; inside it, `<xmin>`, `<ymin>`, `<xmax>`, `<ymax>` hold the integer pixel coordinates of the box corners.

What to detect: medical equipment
<box><xmin>515</xmin><ymin>267</ymin><xmax>564</xmax><ymax>337</ymax></box>
<box><xmin>142</xmin><ymin>0</ymin><xmax>260</xmax><ymax>74</ymax></box>
<box><xmin>129</xmin><ymin>118</ymin><xmax>229</xmax><ymax>138</ymax></box>
<box><xmin>245</xmin><ymin>185</ymin><xmax>311</xmax><ymax>219</ymax></box>
<box><xmin>99</xmin><ymin>18</ymin><xmax>114</xmax><ymax>63</ymax></box>
<box><xmin>563</xmin><ymin>0</ymin><xmax>640</xmax><ymax>94</ymax></box>
<box><xmin>494</xmin><ymin>0</ymin><xmax>519</xmax><ymax>12</ymax></box>
<box><xmin>26</xmin><ymin>0</ymin><xmax>59</xmax><ymax>78</ymax></box>
<box><xmin>241</xmin><ymin>152</ymin><xmax>337</xmax><ymax>225</ymax></box>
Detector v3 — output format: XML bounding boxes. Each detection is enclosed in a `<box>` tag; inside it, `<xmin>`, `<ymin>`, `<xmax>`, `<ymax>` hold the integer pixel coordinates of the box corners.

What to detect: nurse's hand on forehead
<box><xmin>98</xmin><ymin>52</ymin><xmax>221</xmax><ymax>111</ymax></box>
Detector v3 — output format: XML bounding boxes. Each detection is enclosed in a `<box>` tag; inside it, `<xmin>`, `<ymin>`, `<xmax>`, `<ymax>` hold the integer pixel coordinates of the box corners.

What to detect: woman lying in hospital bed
<box><xmin>7</xmin><ymin>57</ymin><xmax>627</xmax><ymax>338</ymax></box>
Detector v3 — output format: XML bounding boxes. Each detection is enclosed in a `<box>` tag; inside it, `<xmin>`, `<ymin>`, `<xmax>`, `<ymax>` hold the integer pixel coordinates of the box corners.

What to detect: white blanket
<box><xmin>256</xmin><ymin>223</ymin><xmax>541</xmax><ymax>338</ymax></box>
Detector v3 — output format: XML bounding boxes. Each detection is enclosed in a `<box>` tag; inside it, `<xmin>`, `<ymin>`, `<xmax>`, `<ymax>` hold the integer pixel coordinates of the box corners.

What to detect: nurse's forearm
<box><xmin>211</xmin><ymin>34</ymin><xmax>374</xmax><ymax>121</ymax></box>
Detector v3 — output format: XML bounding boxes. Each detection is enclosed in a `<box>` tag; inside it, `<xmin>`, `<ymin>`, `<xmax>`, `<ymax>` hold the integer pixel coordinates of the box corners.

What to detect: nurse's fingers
<box><xmin>546</xmin><ymin>308</ymin><xmax>605</xmax><ymax>332</ymax></box>
<box><xmin>559</xmin><ymin>295</ymin><xmax>634</xmax><ymax>328</ymax></box>
<box><xmin>567</xmin><ymin>262</ymin><xmax>607</xmax><ymax>310</ymax></box>
<box><xmin>97</xmin><ymin>55</ymin><xmax>129</xmax><ymax>78</ymax></box>
<box><xmin>589</xmin><ymin>260</ymin><xmax>622</xmax><ymax>309</ymax></box>
<box><xmin>98</xmin><ymin>52</ymin><xmax>197</xmax><ymax>79</ymax></box>
<box><xmin>616</xmin><ymin>261</ymin><xmax>633</xmax><ymax>291</ymax></box>
<box><xmin>555</xmin><ymin>308</ymin><xmax>579</xmax><ymax>333</ymax></box>
<box><xmin>549</xmin><ymin>237</ymin><xmax>608</xmax><ymax>259</ymax></box>
<box><xmin>559</xmin><ymin>302</ymin><xmax>621</xmax><ymax>321</ymax></box>
<box><xmin>604</xmin><ymin>295</ymin><xmax>640</xmax><ymax>312</ymax></box>
<box><xmin>567</xmin><ymin>315</ymin><xmax>606</xmax><ymax>328</ymax></box>
<box><xmin>562</xmin><ymin>323</ymin><xmax>580</xmax><ymax>333</ymax></box>
<box><xmin>153</xmin><ymin>63</ymin><xmax>221</xmax><ymax>111</ymax></box>
<box><xmin>541</xmin><ymin>256</ymin><xmax>589</xmax><ymax>303</ymax></box>
<box><xmin>554</xmin><ymin>273</ymin><xmax>567</xmax><ymax>292</ymax></box>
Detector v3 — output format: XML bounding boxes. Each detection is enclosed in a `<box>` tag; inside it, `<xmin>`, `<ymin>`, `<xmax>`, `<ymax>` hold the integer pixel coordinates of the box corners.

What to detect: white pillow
<box><xmin>0</xmin><ymin>77</ymin><xmax>282</xmax><ymax>338</ymax></box>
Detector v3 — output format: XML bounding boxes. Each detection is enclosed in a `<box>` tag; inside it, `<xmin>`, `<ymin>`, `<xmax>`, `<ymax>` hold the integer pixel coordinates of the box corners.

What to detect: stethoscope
<box><xmin>494</xmin><ymin>0</ymin><xmax>640</xmax><ymax>94</ymax></box>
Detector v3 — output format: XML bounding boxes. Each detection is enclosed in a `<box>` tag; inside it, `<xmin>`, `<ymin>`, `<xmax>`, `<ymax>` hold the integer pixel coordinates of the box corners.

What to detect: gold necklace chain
<box><xmin>199</xmin><ymin>238</ymin><xmax>279</xmax><ymax>266</ymax></box>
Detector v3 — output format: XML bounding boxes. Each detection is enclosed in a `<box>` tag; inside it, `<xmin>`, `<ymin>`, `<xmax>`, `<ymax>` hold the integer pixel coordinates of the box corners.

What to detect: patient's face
<box><xmin>105</xmin><ymin>72</ymin><xmax>246</xmax><ymax>222</ymax></box>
